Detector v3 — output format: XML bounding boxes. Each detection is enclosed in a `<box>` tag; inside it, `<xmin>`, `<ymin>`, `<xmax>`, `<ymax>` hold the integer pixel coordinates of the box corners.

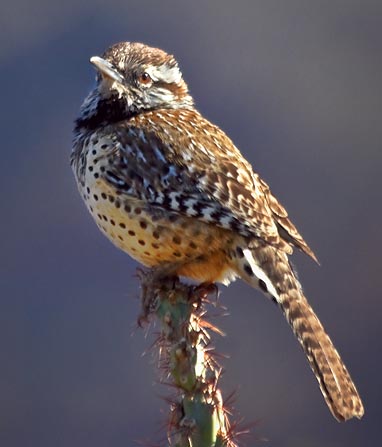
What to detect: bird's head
<box><xmin>75</xmin><ymin>42</ymin><xmax>194</xmax><ymax>130</ymax></box>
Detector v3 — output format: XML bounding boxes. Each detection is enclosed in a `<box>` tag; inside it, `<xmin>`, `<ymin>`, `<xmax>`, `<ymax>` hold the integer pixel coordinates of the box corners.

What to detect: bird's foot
<box><xmin>193</xmin><ymin>282</ymin><xmax>219</xmax><ymax>302</ymax></box>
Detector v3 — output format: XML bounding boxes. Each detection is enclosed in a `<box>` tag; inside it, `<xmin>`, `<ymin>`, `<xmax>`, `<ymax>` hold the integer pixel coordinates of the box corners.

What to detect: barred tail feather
<box><xmin>236</xmin><ymin>246</ymin><xmax>364</xmax><ymax>421</ymax></box>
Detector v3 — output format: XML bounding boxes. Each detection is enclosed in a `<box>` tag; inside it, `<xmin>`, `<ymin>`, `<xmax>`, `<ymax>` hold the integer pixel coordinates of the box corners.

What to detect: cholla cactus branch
<box><xmin>138</xmin><ymin>272</ymin><xmax>238</xmax><ymax>447</ymax></box>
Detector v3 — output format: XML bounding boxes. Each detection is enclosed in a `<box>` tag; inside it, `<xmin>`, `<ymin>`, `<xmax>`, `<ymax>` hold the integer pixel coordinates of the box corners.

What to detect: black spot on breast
<box><xmin>172</xmin><ymin>235</ymin><xmax>181</xmax><ymax>244</ymax></box>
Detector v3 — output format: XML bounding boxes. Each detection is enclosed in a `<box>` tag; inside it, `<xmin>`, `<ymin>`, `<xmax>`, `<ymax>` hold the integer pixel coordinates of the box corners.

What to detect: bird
<box><xmin>71</xmin><ymin>41</ymin><xmax>364</xmax><ymax>422</ymax></box>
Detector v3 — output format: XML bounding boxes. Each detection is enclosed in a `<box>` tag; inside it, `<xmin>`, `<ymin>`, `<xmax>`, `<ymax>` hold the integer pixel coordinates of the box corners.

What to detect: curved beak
<box><xmin>90</xmin><ymin>56</ymin><xmax>124</xmax><ymax>83</ymax></box>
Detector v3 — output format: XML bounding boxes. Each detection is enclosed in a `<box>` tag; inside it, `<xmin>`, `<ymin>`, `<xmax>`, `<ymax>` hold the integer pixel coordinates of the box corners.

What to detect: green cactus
<box><xmin>138</xmin><ymin>273</ymin><xmax>239</xmax><ymax>447</ymax></box>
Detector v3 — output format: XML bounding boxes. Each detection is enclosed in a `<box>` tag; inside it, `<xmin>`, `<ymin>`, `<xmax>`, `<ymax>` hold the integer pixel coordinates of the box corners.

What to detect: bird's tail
<box><xmin>234</xmin><ymin>242</ymin><xmax>364</xmax><ymax>421</ymax></box>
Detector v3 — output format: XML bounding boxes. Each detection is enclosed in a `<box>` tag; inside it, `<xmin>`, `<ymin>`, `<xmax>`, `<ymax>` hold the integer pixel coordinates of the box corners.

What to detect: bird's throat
<box><xmin>75</xmin><ymin>95</ymin><xmax>137</xmax><ymax>131</ymax></box>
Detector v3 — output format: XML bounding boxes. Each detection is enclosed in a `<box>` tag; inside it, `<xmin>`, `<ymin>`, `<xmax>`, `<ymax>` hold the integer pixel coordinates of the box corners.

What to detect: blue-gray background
<box><xmin>1</xmin><ymin>1</ymin><xmax>381</xmax><ymax>446</ymax></box>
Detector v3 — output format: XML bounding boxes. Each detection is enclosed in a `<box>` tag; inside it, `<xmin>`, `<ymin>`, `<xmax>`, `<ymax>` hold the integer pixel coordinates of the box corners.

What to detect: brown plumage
<box><xmin>71</xmin><ymin>41</ymin><xmax>364</xmax><ymax>421</ymax></box>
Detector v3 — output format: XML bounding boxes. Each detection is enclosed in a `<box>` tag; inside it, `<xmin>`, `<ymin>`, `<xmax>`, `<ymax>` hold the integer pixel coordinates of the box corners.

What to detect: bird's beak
<box><xmin>90</xmin><ymin>56</ymin><xmax>124</xmax><ymax>83</ymax></box>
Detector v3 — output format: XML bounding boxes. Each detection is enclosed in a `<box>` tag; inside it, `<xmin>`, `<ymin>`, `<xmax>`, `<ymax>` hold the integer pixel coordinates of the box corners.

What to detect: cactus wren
<box><xmin>71</xmin><ymin>42</ymin><xmax>364</xmax><ymax>421</ymax></box>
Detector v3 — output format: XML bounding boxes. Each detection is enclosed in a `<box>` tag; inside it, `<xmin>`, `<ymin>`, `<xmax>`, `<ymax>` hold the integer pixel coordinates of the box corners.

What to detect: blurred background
<box><xmin>1</xmin><ymin>1</ymin><xmax>381</xmax><ymax>446</ymax></box>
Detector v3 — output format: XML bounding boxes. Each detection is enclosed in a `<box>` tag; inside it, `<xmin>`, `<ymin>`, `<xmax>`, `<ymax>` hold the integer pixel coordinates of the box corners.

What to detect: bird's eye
<box><xmin>138</xmin><ymin>72</ymin><xmax>152</xmax><ymax>85</ymax></box>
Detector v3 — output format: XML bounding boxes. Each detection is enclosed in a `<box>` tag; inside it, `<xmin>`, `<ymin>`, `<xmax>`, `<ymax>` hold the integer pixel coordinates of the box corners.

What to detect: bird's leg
<box><xmin>192</xmin><ymin>282</ymin><xmax>219</xmax><ymax>302</ymax></box>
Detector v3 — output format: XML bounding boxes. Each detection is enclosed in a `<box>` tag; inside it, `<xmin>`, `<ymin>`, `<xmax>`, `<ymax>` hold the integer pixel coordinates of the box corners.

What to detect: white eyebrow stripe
<box><xmin>145</xmin><ymin>65</ymin><xmax>182</xmax><ymax>84</ymax></box>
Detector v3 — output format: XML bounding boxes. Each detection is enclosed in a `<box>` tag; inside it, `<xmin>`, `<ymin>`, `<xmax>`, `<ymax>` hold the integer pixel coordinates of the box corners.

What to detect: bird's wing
<box><xmin>100</xmin><ymin>110</ymin><xmax>316</xmax><ymax>260</ymax></box>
